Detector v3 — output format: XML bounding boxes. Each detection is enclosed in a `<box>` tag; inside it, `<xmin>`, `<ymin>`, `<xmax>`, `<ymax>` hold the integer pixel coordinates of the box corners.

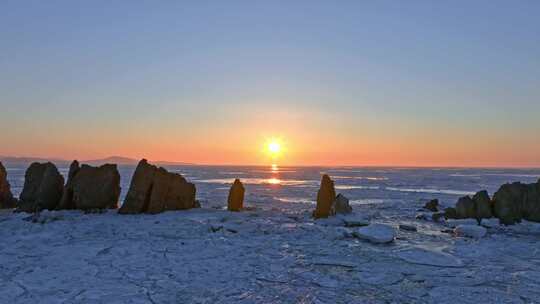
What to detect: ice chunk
<box><xmin>353</xmin><ymin>223</ymin><xmax>396</xmax><ymax>244</ymax></box>
<box><xmin>454</xmin><ymin>225</ymin><xmax>487</xmax><ymax>239</ymax></box>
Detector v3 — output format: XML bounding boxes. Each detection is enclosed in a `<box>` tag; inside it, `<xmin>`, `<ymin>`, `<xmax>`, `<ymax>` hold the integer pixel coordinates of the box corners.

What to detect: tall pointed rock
<box><xmin>227</xmin><ymin>179</ymin><xmax>245</xmax><ymax>211</ymax></box>
<box><xmin>313</xmin><ymin>174</ymin><xmax>336</xmax><ymax>219</ymax></box>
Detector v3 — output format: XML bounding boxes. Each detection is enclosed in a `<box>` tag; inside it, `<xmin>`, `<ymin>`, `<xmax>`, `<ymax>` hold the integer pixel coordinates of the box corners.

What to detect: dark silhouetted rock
<box><xmin>227</xmin><ymin>179</ymin><xmax>245</xmax><ymax>212</ymax></box>
<box><xmin>313</xmin><ymin>175</ymin><xmax>336</xmax><ymax>219</ymax></box>
<box><xmin>493</xmin><ymin>180</ymin><xmax>540</xmax><ymax>225</ymax></box>
<box><xmin>423</xmin><ymin>199</ymin><xmax>439</xmax><ymax>212</ymax></box>
<box><xmin>61</xmin><ymin>163</ymin><xmax>120</xmax><ymax>210</ymax></box>
<box><xmin>56</xmin><ymin>160</ymin><xmax>81</xmax><ymax>210</ymax></box>
<box><xmin>444</xmin><ymin>207</ymin><xmax>458</xmax><ymax>219</ymax></box>
<box><xmin>473</xmin><ymin>190</ymin><xmax>493</xmax><ymax>219</ymax></box>
<box><xmin>119</xmin><ymin>159</ymin><xmax>197</xmax><ymax>214</ymax></box>
<box><xmin>0</xmin><ymin>162</ymin><xmax>17</xmax><ymax>209</ymax></box>
<box><xmin>18</xmin><ymin>162</ymin><xmax>64</xmax><ymax>212</ymax></box>
<box><xmin>333</xmin><ymin>193</ymin><xmax>352</xmax><ymax>214</ymax></box>
<box><xmin>455</xmin><ymin>196</ymin><xmax>476</xmax><ymax>219</ymax></box>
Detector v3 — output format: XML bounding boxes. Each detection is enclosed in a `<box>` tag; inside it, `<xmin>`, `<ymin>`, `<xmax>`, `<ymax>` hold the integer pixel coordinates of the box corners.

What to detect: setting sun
<box><xmin>268</xmin><ymin>141</ymin><xmax>281</xmax><ymax>154</ymax></box>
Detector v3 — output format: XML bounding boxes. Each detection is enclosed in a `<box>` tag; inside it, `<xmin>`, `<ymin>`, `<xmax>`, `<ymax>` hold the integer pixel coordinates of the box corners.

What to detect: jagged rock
<box><xmin>119</xmin><ymin>159</ymin><xmax>197</xmax><ymax>214</ymax></box>
<box><xmin>18</xmin><ymin>162</ymin><xmax>64</xmax><ymax>212</ymax></box>
<box><xmin>227</xmin><ymin>179</ymin><xmax>245</xmax><ymax>212</ymax></box>
<box><xmin>473</xmin><ymin>190</ymin><xmax>493</xmax><ymax>219</ymax></box>
<box><xmin>454</xmin><ymin>224</ymin><xmax>487</xmax><ymax>238</ymax></box>
<box><xmin>444</xmin><ymin>207</ymin><xmax>458</xmax><ymax>219</ymax></box>
<box><xmin>333</xmin><ymin>194</ymin><xmax>352</xmax><ymax>214</ymax></box>
<box><xmin>0</xmin><ymin>162</ymin><xmax>17</xmax><ymax>209</ymax></box>
<box><xmin>59</xmin><ymin>163</ymin><xmax>120</xmax><ymax>210</ymax></box>
<box><xmin>423</xmin><ymin>199</ymin><xmax>439</xmax><ymax>212</ymax></box>
<box><xmin>455</xmin><ymin>196</ymin><xmax>476</xmax><ymax>219</ymax></box>
<box><xmin>493</xmin><ymin>180</ymin><xmax>540</xmax><ymax>224</ymax></box>
<box><xmin>313</xmin><ymin>175</ymin><xmax>336</xmax><ymax>219</ymax></box>
<box><xmin>56</xmin><ymin>160</ymin><xmax>80</xmax><ymax>210</ymax></box>
<box><xmin>353</xmin><ymin>224</ymin><xmax>396</xmax><ymax>244</ymax></box>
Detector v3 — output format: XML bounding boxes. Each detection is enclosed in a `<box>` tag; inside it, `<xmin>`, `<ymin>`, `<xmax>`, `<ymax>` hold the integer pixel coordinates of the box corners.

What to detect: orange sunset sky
<box><xmin>1</xmin><ymin>2</ymin><xmax>539</xmax><ymax>167</ymax></box>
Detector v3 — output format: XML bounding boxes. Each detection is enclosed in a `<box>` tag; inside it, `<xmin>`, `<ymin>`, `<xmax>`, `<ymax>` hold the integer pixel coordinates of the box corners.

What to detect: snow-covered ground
<box><xmin>2</xmin><ymin>203</ymin><xmax>540</xmax><ymax>303</ymax></box>
<box><xmin>2</xmin><ymin>166</ymin><xmax>540</xmax><ymax>303</ymax></box>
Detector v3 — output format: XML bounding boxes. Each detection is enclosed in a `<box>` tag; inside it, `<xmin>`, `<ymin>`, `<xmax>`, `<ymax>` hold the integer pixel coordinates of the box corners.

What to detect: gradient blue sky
<box><xmin>1</xmin><ymin>1</ymin><xmax>539</xmax><ymax>166</ymax></box>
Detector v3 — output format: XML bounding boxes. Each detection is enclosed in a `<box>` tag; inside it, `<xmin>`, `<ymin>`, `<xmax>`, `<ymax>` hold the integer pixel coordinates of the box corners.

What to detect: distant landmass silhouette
<box><xmin>0</xmin><ymin>156</ymin><xmax>195</xmax><ymax>167</ymax></box>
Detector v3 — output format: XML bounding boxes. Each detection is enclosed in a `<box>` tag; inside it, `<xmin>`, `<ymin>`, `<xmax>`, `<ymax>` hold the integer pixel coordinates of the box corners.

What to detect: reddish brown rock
<box><xmin>313</xmin><ymin>174</ymin><xmax>336</xmax><ymax>219</ymax></box>
<box><xmin>0</xmin><ymin>162</ymin><xmax>17</xmax><ymax>209</ymax></box>
<box><xmin>18</xmin><ymin>162</ymin><xmax>64</xmax><ymax>212</ymax></box>
<box><xmin>119</xmin><ymin>159</ymin><xmax>197</xmax><ymax>214</ymax></box>
<box><xmin>227</xmin><ymin>179</ymin><xmax>245</xmax><ymax>212</ymax></box>
<box><xmin>67</xmin><ymin>163</ymin><xmax>120</xmax><ymax>210</ymax></box>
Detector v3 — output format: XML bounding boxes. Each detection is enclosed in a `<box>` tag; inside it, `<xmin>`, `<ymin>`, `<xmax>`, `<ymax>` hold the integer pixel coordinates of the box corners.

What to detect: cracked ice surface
<box><xmin>1</xmin><ymin>204</ymin><xmax>540</xmax><ymax>303</ymax></box>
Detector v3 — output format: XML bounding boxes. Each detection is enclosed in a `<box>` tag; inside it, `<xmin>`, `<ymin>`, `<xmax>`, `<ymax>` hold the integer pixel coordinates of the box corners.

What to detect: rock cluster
<box><xmin>119</xmin><ymin>159</ymin><xmax>197</xmax><ymax>214</ymax></box>
<box><xmin>0</xmin><ymin>162</ymin><xmax>17</xmax><ymax>209</ymax></box>
<box><xmin>57</xmin><ymin>161</ymin><xmax>120</xmax><ymax>210</ymax></box>
<box><xmin>493</xmin><ymin>180</ymin><xmax>540</xmax><ymax>225</ymax></box>
<box><xmin>227</xmin><ymin>179</ymin><xmax>245</xmax><ymax>211</ymax></box>
<box><xmin>18</xmin><ymin>162</ymin><xmax>64</xmax><ymax>212</ymax></box>
<box><xmin>443</xmin><ymin>180</ymin><xmax>540</xmax><ymax>225</ymax></box>
<box><xmin>313</xmin><ymin>175</ymin><xmax>353</xmax><ymax>218</ymax></box>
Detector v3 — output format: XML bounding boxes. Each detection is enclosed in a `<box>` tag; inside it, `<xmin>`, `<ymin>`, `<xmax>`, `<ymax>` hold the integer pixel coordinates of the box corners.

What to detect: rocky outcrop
<box><xmin>455</xmin><ymin>196</ymin><xmax>476</xmax><ymax>219</ymax></box>
<box><xmin>57</xmin><ymin>162</ymin><xmax>120</xmax><ymax>210</ymax></box>
<box><xmin>227</xmin><ymin>179</ymin><xmax>245</xmax><ymax>212</ymax></box>
<box><xmin>333</xmin><ymin>193</ymin><xmax>352</xmax><ymax>214</ymax></box>
<box><xmin>473</xmin><ymin>190</ymin><xmax>493</xmax><ymax>219</ymax></box>
<box><xmin>18</xmin><ymin>162</ymin><xmax>64</xmax><ymax>212</ymax></box>
<box><xmin>423</xmin><ymin>199</ymin><xmax>439</xmax><ymax>212</ymax></box>
<box><xmin>119</xmin><ymin>159</ymin><xmax>197</xmax><ymax>214</ymax></box>
<box><xmin>0</xmin><ymin>162</ymin><xmax>17</xmax><ymax>208</ymax></box>
<box><xmin>313</xmin><ymin>175</ymin><xmax>336</xmax><ymax>219</ymax></box>
<box><xmin>441</xmin><ymin>179</ymin><xmax>540</xmax><ymax>225</ymax></box>
<box><xmin>493</xmin><ymin>180</ymin><xmax>540</xmax><ymax>225</ymax></box>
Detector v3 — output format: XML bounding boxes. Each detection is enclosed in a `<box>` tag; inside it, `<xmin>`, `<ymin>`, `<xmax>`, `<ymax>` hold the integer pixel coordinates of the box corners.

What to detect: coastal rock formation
<box><xmin>227</xmin><ymin>179</ymin><xmax>245</xmax><ymax>211</ymax></box>
<box><xmin>58</xmin><ymin>162</ymin><xmax>120</xmax><ymax>210</ymax></box>
<box><xmin>473</xmin><ymin>190</ymin><xmax>493</xmax><ymax>219</ymax></box>
<box><xmin>493</xmin><ymin>180</ymin><xmax>540</xmax><ymax>225</ymax></box>
<box><xmin>455</xmin><ymin>196</ymin><xmax>476</xmax><ymax>219</ymax></box>
<box><xmin>313</xmin><ymin>174</ymin><xmax>336</xmax><ymax>219</ymax></box>
<box><xmin>119</xmin><ymin>159</ymin><xmax>197</xmax><ymax>214</ymax></box>
<box><xmin>0</xmin><ymin>162</ymin><xmax>17</xmax><ymax>208</ymax></box>
<box><xmin>333</xmin><ymin>193</ymin><xmax>352</xmax><ymax>214</ymax></box>
<box><xmin>423</xmin><ymin>199</ymin><xmax>439</xmax><ymax>212</ymax></box>
<box><xmin>18</xmin><ymin>162</ymin><xmax>64</xmax><ymax>212</ymax></box>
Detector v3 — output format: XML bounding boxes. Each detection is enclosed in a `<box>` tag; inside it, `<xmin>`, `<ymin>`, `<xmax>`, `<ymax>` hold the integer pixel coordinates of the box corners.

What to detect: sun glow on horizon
<box><xmin>265</xmin><ymin>138</ymin><xmax>283</xmax><ymax>159</ymax></box>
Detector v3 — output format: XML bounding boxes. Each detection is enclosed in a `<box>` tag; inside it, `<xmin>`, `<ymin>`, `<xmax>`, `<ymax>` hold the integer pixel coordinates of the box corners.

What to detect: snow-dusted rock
<box><xmin>454</xmin><ymin>224</ymin><xmax>487</xmax><ymax>238</ymax></box>
<box><xmin>333</xmin><ymin>193</ymin><xmax>352</xmax><ymax>214</ymax></box>
<box><xmin>354</xmin><ymin>224</ymin><xmax>396</xmax><ymax>244</ymax></box>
